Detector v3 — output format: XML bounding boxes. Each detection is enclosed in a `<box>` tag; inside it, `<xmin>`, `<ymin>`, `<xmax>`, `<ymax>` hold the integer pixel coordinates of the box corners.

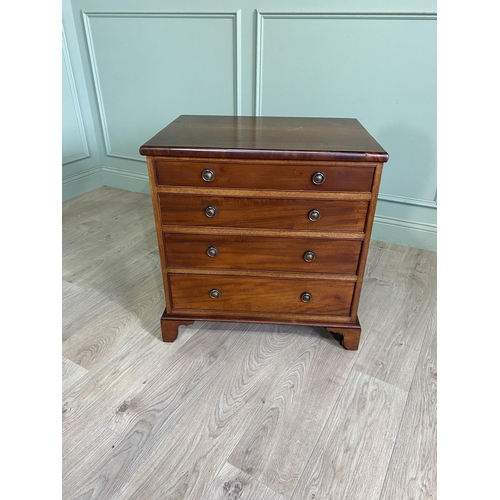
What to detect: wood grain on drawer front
<box><xmin>154</xmin><ymin>159</ymin><xmax>374</xmax><ymax>192</ymax></box>
<box><xmin>159</xmin><ymin>194</ymin><xmax>369</xmax><ymax>232</ymax></box>
<box><xmin>163</xmin><ymin>233</ymin><xmax>362</xmax><ymax>274</ymax></box>
<box><xmin>169</xmin><ymin>274</ymin><xmax>355</xmax><ymax>316</ymax></box>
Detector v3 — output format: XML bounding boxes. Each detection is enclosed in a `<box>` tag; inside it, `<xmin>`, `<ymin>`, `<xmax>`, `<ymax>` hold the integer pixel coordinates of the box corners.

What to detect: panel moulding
<box><xmin>82</xmin><ymin>11</ymin><xmax>242</xmax><ymax>163</ymax></box>
<box><xmin>378</xmin><ymin>192</ymin><xmax>437</xmax><ymax>209</ymax></box>
<box><xmin>373</xmin><ymin>213</ymin><xmax>437</xmax><ymax>251</ymax></box>
<box><xmin>62</xmin><ymin>24</ymin><xmax>90</xmax><ymax>165</ymax></box>
<box><xmin>374</xmin><ymin>214</ymin><xmax>436</xmax><ymax>232</ymax></box>
<box><xmin>62</xmin><ymin>166</ymin><xmax>102</xmax><ymax>185</ymax></box>
<box><xmin>101</xmin><ymin>166</ymin><xmax>149</xmax><ymax>182</ymax></box>
<box><xmin>254</xmin><ymin>11</ymin><xmax>437</xmax><ymax>116</ymax></box>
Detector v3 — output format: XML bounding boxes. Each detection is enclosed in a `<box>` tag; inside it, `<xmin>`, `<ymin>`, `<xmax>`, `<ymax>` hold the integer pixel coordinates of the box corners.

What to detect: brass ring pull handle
<box><xmin>301</xmin><ymin>292</ymin><xmax>312</xmax><ymax>302</ymax></box>
<box><xmin>202</xmin><ymin>169</ymin><xmax>215</xmax><ymax>182</ymax></box>
<box><xmin>311</xmin><ymin>171</ymin><xmax>326</xmax><ymax>185</ymax></box>
<box><xmin>303</xmin><ymin>251</ymin><xmax>316</xmax><ymax>262</ymax></box>
<box><xmin>308</xmin><ymin>209</ymin><xmax>321</xmax><ymax>221</ymax></box>
<box><xmin>205</xmin><ymin>205</ymin><xmax>218</xmax><ymax>218</ymax></box>
<box><xmin>206</xmin><ymin>246</ymin><xmax>218</xmax><ymax>257</ymax></box>
<box><xmin>209</xmin><ymin>288</ymin><xmax>221</xmax><ymax>299</ymax></box>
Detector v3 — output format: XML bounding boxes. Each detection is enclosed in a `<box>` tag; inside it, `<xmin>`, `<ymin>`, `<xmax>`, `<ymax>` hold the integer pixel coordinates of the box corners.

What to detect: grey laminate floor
<box><xmin>62</xmin><ymin>186</ymin><xmax>436</xmax><ymax>500</ymax></box>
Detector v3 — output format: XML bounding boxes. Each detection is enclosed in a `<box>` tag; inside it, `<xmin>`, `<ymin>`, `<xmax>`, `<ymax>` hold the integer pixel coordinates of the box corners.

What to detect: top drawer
<box><xmin>153</xmin><ymin>159</ymin><xmax>374</xmax><ymax>192</ymax></box>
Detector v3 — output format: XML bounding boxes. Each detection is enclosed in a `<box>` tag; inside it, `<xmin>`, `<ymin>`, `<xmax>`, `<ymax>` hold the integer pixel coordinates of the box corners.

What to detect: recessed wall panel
<box><xmin>257</xmin><ymin>14</ymin><xmax>436</xmax><ymax>205</ymax></box>
<box><xmin>62</xmin><ymin>30</ymin><xmax>89</xmax><ymax>164</ymax></box>
<box><xmin>85</xmin><ymin>13</ymin><xmax>239</xmax><ymax>160</ymax></box>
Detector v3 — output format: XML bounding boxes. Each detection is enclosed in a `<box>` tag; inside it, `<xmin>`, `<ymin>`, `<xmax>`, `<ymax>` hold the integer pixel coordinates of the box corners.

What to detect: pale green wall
<box><xmin>62</xmin><ymin>0</ymin><xmax>437</xmax><ymax>251</ymax></box>
<box><xmin>62</xmin><ymin>0</ymin><xmax>102</xmax><ymax>198</ymax></box>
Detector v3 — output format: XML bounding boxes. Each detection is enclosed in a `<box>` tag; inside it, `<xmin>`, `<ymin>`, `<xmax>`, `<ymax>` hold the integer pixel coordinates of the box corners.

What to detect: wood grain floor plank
<box><xmin>62</xmin><ymin>215</ymin><xmax>148</xmax><ymax>261</ymax></box>
<box><xmin>103</xmin><ymin>321</ymin><xmax>248</xmax><ymax>436</ymax></box>
<box><xmin>105</xmin><ymin>324</ymin><xmax>324</xmax><ymax>500</ymax></box>
<box><xmin>98</xmin><ymin>322</ymin><xmax>205</xmax><ymax>428</ymax></box>
<box><xmin>354</xmin><ymin>246</ymin><xmax>437</xmax><ymax>391</ymax></box>
<box><xmin>63</xmin><ymin>220</ymin><xmax>157</xmax><ymax>291</ymax></box>
<box><xmin>62</xmin><ymin>423</ymin><xmax>122</xmax><ymax>488</ymax></box>
<box><xmin>200</xmin><ymin>462</ymin><xmax>287</xmax><ymax>500</ymax></box>
<box><xmin>357</xmin><ymin>241</ymin><xmax>407</xmax><ymax>345</ymax></box>
<box><xmin>62</xmin><ymin>322</ymin><xmax>252</xmax><ymax>499</ymax></box>
<box><xmin>62</xmin><ymin>280</ymin><xmax>164</xmax><ymax>369</ymax></box>
<box><xmin>413</xmin><ymin>246</ymin><xmax>437</xmax><ymax>276</ymax></box>
<box><xmin>62</xmin><ymin>187</ymin><xmax>149</xmax><ymax>232</ymax></box>
<box><xmin>74</xmin><ymin>241</ymin><xmax>162</xmax><ymax>301</ymax></box>
<box><xmin>290</xmin><ymin>370</ymin><xmax>408</xmax><ymax>500</ymax></box>
<box><xmin>63</xmin><ymin>323</ymin><xmax>203</xmax><ymax>488</ymax></box>
<box><xmin>364</xmin><ymin>241</ymin><xmax>409</xmax><ymax>287</ymax></box>
<box><xmin>62</xmin><ymin>331</ymin><xmax>169</xmax><ymax>457</ymax></box>
<box><xmin>63</xmin><ymin>280</ymin><xmax>124</xmax><ymax>344</ymax></box>
<box><xmin>63</xmin><ymin>192</ymin><xmax>156</xmax><ymax>266</ymax></box>
<box><xmin>63</xmin><ymin>280</ymin><xmax>106</xmax><ymax>341</ymax></box>
<box><xmin>378</xmin><ymin>303</ymin><xmax>437</xmax><ymax>500</ymax></box>
<box><xmin>62</xmin><ymin>356</ymin><xmax>88</xmax><ymax>394</ymax></box>
<box><xmin>228</xmin><ymin>328</ymin><xmax>356</xmax><ymax>497</ymax></box>
<box><xmin>62</xmin><ymin>186</ymin><xmax>125</xmax><ymax>223</ymax></box>
<box><xmin>62</xmin><ymin>279</ymin><xmax>85</xmax><ymax>304</ymax></box>
<box><xmin>62</xmin><ymin>194</ymin><xmax>155</xmax><ymax>281</ymax></box>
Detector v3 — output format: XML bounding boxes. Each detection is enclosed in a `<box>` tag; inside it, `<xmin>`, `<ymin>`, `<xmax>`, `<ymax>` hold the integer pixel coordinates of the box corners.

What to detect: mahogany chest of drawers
<box><xmin>139</xmin><ymin>115</ymin><xmax>388</xmax><ymax>350</ymax></box>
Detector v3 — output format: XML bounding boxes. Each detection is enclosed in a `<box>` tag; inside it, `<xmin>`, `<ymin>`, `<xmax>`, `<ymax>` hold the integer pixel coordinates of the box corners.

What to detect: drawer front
<box><xmin>164</xmin><ymin>233</ymin><xmax>362</xmax><ymax>275</ymax></box>
<box><xmin>154</xmin><ymin>159</ymin><xmax>374</xmax><ymax>192</ymax></box>
<box><xmin>159</xmin><ymin>194</ymin><xmax>368</xmax><ymax>232</ymax></box>
<box><xmin>169</xmin><ymin>274</ymin><xmax>355</xmax><ymax>316</ymax></box>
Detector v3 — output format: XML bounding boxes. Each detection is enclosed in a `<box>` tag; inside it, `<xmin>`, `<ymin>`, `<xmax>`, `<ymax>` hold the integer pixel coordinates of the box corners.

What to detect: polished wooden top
<box><xmin>139</xmin><ymin>115</ymin><xmax>389</xmax><ymax>162</ymax></box>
